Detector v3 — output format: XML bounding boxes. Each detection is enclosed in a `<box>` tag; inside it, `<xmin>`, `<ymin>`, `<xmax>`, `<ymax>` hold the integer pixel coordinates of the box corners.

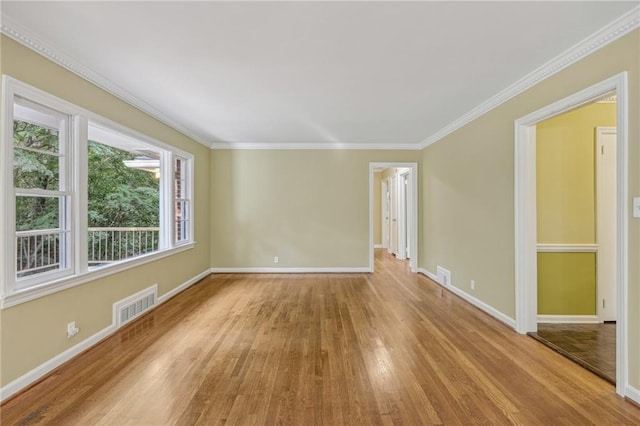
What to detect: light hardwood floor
<box><xmin>2</xmin><ymin>250</ymin><xmax>639</xmax><ymax>425</ymax></box>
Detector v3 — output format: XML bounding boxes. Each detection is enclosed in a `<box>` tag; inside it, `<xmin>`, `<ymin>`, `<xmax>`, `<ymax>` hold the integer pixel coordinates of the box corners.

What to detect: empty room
<box><xmin>1</xmin><ymin>1</ymin><xmax>640</xmax><ymax>424</ymax></box>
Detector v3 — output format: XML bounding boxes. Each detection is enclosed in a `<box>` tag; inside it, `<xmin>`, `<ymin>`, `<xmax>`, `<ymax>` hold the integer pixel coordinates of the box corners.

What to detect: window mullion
<box><xmin>75</xmin><ymin>116</ymin><xmax>88</xmax><ymax>274</ymax></box>
<box><xmin>1</xmin><ymin>81</ymin><xmax>16</xmax><ymax>297</ymax></box>
<box><xmin>159</xmin><ymin>151</ymin><xmax>174</xmax><ymax>249</ymax></box>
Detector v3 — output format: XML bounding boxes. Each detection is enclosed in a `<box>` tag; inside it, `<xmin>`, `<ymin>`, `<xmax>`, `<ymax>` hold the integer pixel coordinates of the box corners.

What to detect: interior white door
<box><xmin>390</xmin><ymin>173</ymin><xmax>398</xmax><ymax>255</ymax></box>
<box><xmin>381</xmin><ymin>179</ymin><xmax>389</xmax><ymax>249</ymax></box>
<box><xmin>596</xmin><ymin>127</ymin><xmax>617</xmax><ymax>322</ymax></box>
<box><xmin>403</xmin><ymin>173</ymin><xmax>410</xmax><ymax>259</ymax></box>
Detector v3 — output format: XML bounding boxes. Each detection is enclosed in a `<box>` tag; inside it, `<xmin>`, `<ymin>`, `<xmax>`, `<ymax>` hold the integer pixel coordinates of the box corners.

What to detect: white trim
<box><xmin>537</xmin><ymin>315</ymin><xmax>600</xmax><ymax>324</ymax></box>
<box><xmin>418</xmin><ymin>268</ymin><xmax>516</xmax><ymax>329</ymax></box>
<box><xmin>419</xmin><ymin>6</ymin><xmax>640</xmax><ymax>149</ymax></box>
<box><xmin>536</xmin><ymin>244</ymin><xmax>598</xmax><ymax>253</ymax></box>
<box><xmin>1</xmin><ymin>243</ymin><xmax>195</xmax><ymax>309</ymax></box>
<box><xmin>0</xmin><ymin>14</ymin><xmax>211</xmax><ymax>148</ymax></box>
<box><xmin>369</xmin><ymin>162</ymin><xmax>418</xmax><ymax>274</ymax></box>
<box><xmin>626</xmin><ymin>385</ymin><xmax>640</xmax><ymax>406</ymax></box>
<box><xmin>0</xmin><ymin>324</ymin><xmax>117</xmax><ymax>403</ymax></box>
<box><xmin>158</xmin><ymin>269</ymin><xmax>210</xmax><ymax>303</ymax></box>
<box><xmin>514</xmin><ymin>72</ymin><xmax>628</xmax><ymax>397</ymax></box>
<box><xmin>210</xmin><ymin>267</ymin><xmax>369</xmax><ymax>274</ymax></box>
<box><xmin>0</xmin><ymin>268</ymin><xmax>210</xmax><ymax>403</ymax></box>
<box><xmin>374</xmin><ymin>244</ymin><xmax>383</xmax><ymax>249</ymax></box>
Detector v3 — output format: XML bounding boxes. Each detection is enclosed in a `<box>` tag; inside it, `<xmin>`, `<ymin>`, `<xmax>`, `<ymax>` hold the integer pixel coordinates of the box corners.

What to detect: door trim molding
<box><xmin>514</xmin><ymin>72</ymin><xmax>628</xmax><ymax>396</ymax></box>
<box><xmin>369</xmin><ymin>162</ymin><xmax>418</xmax><ymax>273</ymax></box>
<box><xmin>537</xmin><ymin>315</ymin><xmax>600</xmax><ymax>324</ymax></box>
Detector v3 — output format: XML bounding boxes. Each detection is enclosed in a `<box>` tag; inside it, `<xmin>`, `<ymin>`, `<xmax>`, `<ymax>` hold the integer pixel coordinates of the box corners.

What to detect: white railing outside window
<box><xmin>16</xmin><ymin>227</ymin><xmax>161</xmax><ymax>276</ymax></box>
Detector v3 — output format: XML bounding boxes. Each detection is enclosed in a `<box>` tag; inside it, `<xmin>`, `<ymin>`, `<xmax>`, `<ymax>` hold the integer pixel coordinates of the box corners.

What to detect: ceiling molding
<box><xmin>210</xmin><ymin>142</ymin><xmax>420</xmax><ymax>150</ymax></box>
<box><xmin>418</xmin><ymin>5</ymin><xmax>640</xmax><ymax>150</ymax></box>
<box><xmin>0</xmin><ymin>13</ymin><xmax>213</xmax><ymax>149</ymax></box>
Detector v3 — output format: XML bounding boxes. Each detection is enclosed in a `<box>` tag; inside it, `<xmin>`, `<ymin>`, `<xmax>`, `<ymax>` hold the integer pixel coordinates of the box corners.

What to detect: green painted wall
<box><xmin>536</xmin><ymin>101</ymin><xmax>616</xmax><ymax>315</ymax></box>
<box><xmin>538</xmin><ymin>252</ymin><xmax>597</xmax><ymax>315</ymax></box>
<box><xmin>537</xmin><ymin>102</ymin><xmax>616</xmax><ymax>243</ymax></box>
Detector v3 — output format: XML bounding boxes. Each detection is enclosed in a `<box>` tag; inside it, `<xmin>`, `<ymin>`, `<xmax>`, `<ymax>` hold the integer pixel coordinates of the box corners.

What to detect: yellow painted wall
<box><xmin>0</xmin><ymin>36</ymin><xmax>212</xmax><ymax>386</ymax></box>
<box><xmin>537</xmin><ymin>102</ymin><xmax>616</xmax><ymax>243</ymax></box>
<box><xmin>420</xmin><ymin>30</ymin><xmax>639</xmax><ymax>388</ymax></box>
<box><xmin>374</xmin><ymin>172</ymin><xmax>382</xmax><ymax>245</ymax></box>
<box><xmin>210</xmin><ymin>150</ymin><xmax>420</xmax><ymax>268</ymax></box>
<box><xmin>536</xmin><ymin>102</ymin><xmax>616</xmax><ymax>315</ymax></box>
<box><xmin>538</xmin><ymin>252</ymin><xmax>597</xmax><ymax>315</ymax></box>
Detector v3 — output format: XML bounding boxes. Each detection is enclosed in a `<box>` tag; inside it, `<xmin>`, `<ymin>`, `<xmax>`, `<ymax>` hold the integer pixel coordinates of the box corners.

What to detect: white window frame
<box><xmin>1</xmin><ymin>76</ymin><xmax>195</xmax><ymax>308</ymax></box>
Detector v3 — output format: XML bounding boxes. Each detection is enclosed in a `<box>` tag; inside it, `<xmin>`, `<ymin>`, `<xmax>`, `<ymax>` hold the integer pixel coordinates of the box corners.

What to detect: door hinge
<box><xmin>601</xmin><ymin>145</ymin><xmax>604</xmax><ymax>155</ymax></box>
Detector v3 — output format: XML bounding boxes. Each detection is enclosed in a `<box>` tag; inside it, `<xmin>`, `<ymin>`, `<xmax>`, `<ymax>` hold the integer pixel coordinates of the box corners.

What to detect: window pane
<box><xmin>13</xmin><ymin>114</ymin><xmax>60</xmax><ymax>154</ymax></box>
<box><xmin>87</xmin><ymin>127</ymin><xmax>160</xmax><ymax>267</ymax></box>
<box><xmin>175</xmin><ymin>200</ymin><xmax>189</xmax><ymax>242</ymax></box>
<box><xmin>16</xmin><ymin>196</ymin><xmax>60</xmax><ymax>232</ymax></box>
<box><xmin>14</xmin><ymin>146</ymin><xmax>60</xmax><ymax>190</ymax></box>
<box><xmin>16</xmin><ymin>232</ymin><xmax>62</xmax><ymax>278</ymax></box>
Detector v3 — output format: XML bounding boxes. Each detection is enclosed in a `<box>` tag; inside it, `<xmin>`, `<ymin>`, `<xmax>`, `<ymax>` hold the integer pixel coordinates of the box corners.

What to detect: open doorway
<box><xmin>529</xmin><ymin>95</ymin><xmax>617</xmax><ymax>383</ymax></box>
<box><xmin>369</xmin><ymin>163</ymin><xmax>418</xmax><ymax>273</ymax></box>
<box><xmin>514</xmin><ymin>73</ymin><xmax>628</xmax><ymax>396</ymax></box>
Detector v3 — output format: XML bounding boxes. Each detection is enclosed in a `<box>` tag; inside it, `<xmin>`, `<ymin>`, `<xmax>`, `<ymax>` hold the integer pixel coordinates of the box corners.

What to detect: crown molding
<box><xmin>0</xmin><ymin>13</ymin><xmax>213</xmax><ymax>149</ymax></box>
<box><xmin>210</xmin><ymin>141</ymin><xmax>420</xmax><ymax>150</ymax></box>
<box><xmin>418</xmin><ymin>5</ymin><xmax>640</xmax><ymax>149</ymax></box>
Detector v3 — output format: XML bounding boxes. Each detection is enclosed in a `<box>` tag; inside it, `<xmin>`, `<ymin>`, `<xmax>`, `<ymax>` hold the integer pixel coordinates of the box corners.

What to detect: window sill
<box><xmin>1</xmin><ymin>242</ymin><xmax>195</xmax><ymax>309</ymax></box>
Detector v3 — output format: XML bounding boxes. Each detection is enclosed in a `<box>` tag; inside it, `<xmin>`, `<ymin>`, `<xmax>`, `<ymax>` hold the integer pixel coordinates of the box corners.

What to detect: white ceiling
<box><xmin>1</xmin><ymin>1</ymin><xmax>637</xmax><ymax>148</ymax></box>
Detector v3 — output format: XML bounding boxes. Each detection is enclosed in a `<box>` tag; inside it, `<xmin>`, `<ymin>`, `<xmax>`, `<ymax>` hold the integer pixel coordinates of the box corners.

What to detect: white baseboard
<box><xmin>158</xmin><ymin>269</ymin><xmax>211</xmax><ymax>304</ymax></box>
<box><xmin>537</xmin><ymin>314</ymin><xmax>601</xmax><ymax>324</ymax></box>
<box><xmin>374</xmin><ymin>244</ymin><xmax>383</xmax><ymax>249</ymax></box>
<box><xmin>0</xmin><ymin>268</ymin><xmax>211</xmax><ymax>403</ymax></box>
<box><xmin>626</xmin><ymin>384</ymin><xmax>640</xmax><ymax>405</ymax></box>
<box><xmin>418</xmin><ymin>268</ymin><xmax>516</xmax><ymax>329</ymax></box>
<box><xmin>0</xmin><ymin>323</ymin><xmax>116</xmax><ymax>403</ymax></box>
<box><xmin>210</xmin><ymin>267</ymin><xmax>370</xmax><ymax>273</ymax></box>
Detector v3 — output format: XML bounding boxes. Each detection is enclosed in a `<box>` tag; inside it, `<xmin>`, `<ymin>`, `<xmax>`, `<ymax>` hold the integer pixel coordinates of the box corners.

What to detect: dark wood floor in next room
<box><xmin>530</xmin><ymin>322</ymin><xmax>616</xmax><ymax>384</ymax></box>
<box><xmin>2</xmin><ymin>250</ymin><xmax>639</xmax><ymax>425</ymax></box>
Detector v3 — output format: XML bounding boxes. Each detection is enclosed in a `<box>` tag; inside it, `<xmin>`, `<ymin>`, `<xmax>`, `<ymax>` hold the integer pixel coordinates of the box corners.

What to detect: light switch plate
<box><xmin>634</xmin><ymin>197</ymin><xmax>640</xmax><ymax>218</ymax></box>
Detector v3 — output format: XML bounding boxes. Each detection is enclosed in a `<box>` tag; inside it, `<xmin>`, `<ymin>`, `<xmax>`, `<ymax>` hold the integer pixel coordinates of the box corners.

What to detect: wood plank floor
<box><xmin>530</xmin><ymin>323</ymin><xmax>616</xmax><ymax>384</ymax></box>
<box><xmin>2</xmin><ymin>250</ymin><xmax>639</xmax><ymax>425</ymax></box>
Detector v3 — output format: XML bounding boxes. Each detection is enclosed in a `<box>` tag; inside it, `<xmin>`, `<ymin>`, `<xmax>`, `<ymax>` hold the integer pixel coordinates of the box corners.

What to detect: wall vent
<box><xmin>436</xmin><ymin>266</ymin><xmax>451</xmax><ymax>286</ymax></box>
<box><xmin>113</xmin><ymin>285</ymin><xmax>158</xmax><ymax>328</ymax></box>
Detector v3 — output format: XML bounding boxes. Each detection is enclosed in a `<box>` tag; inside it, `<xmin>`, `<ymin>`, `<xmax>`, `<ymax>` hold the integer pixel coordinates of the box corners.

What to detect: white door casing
<box><xmin>596</xmin><ymin>127</ymin><xmax>617</xmax><ymax>322</ymax></box>
<box><xmin>514</xmin><ymin>72</ymin><xmax>628</xmax><ymax>396</ymax></box>
<box><xmin>381</xmin><ymin>178</ymin><xmax>390</xmax><ymax>250</ymax></box>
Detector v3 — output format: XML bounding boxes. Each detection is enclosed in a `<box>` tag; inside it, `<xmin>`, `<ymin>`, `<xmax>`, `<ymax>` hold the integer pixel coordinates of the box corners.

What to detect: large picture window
<box><xmin>1</xmin><ymin>77</ymin><xmax>194</xmax><ymax>306</ymax></box>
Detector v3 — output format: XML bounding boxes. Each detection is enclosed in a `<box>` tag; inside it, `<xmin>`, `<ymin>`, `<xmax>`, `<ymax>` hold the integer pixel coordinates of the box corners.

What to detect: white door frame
<box><xmin>514</xmin><ymin>72</ymin><xmax>628</xmax><ymax>396</ymax></box>
<box><xmin>369</xmin><ymin>162</ymin><xmax>418</xmax><ymax>273</ymax></box>
<box><xmin>397</xmin><ymin>169</ymin><xmax>410</xmax><ymax>260</ymax></box>
<box><xmin>381</xmin><ymin>177</ymin><xmax>389</xmax><ymax>249</ymax></box>
<box><xmin>596</xmin><ymin>126</ymin><xmax>617</xmax><ymax>322</ymax></box>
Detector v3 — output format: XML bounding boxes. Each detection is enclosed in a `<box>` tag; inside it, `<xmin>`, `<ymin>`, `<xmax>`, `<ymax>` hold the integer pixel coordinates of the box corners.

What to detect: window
<box><xmin>1</xmin><ymin>77</ymin><xmax>194</xmax><ymax>306</ymax></box>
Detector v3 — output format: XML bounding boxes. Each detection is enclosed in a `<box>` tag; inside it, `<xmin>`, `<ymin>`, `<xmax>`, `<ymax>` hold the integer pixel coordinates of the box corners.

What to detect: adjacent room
<box><xmin>1</xmin><ymin>1</ymin><xmax>639</xmax><ymax>424</ymax></box>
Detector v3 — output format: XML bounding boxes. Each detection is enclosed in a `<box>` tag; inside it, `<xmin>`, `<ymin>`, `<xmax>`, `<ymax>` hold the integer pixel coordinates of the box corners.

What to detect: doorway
<box><xmin>530</xmin><ymin>98</ymin><xmax>617</xmax><ymax>384</ymax></box>
<box><xmin>369</xmin><ymin>163</ymin><xmax>418</xmax><ymax>273</ymax></box>
<box><xmin>514</xmin><ymin>72</ymin><xmax>628</xmax><ymax>396</ymax></box>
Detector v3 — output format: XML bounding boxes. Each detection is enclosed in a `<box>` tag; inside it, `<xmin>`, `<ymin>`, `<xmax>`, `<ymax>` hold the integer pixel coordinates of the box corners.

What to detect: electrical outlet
<box><xmin>470</xmin><ymin>280</ymin><xmax>475</xmax><ymax>290</ymax></box>
<box><xmin>274</xmin><ymin>256</ymin><xmax>279</xmax><ymax>264</ymax></box>
<box><xmin>67</xmin><ymin>321</ymin><xmax>79</xmax><ymax>339</ymax></box>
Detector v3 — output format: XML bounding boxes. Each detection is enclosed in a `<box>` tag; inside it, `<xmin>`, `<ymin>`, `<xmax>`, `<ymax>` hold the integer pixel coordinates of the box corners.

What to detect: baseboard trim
<box><xmin>0</xmin><ymin>268</ymin><xmax>211</xmax><ymax>403</ymax></box>
<box><xmin>418</xmin><ymin>268</ymin><xmax>516</xmax><ymax>329</ymax></box>
<box><xmin>210</xmin><ymin>267</ymin><xmax>370</xmax><ymax>273</ymax></box>
<box><xmin>374</xmin><ymin>244</ymin><xmax>383</xmax><ymax>249</ymax></box>
<box><xmin>0</xmin><ymin>323</ymin><xmax>116</xmax><ymax>402</ymax></box>
<box><xmin>626</xmin><ymin>384</ymin><xmax>640</xmax><ymax>406</ymax></box>
<box><xmin>158</xmin><ymin>269</ymin><xmax>211</xmax><ymax>304</ymax></box>
<box><xmin>537</xmin><ymin>315</ymin><xmax>600</xmax><ymax>324</ymax></box>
